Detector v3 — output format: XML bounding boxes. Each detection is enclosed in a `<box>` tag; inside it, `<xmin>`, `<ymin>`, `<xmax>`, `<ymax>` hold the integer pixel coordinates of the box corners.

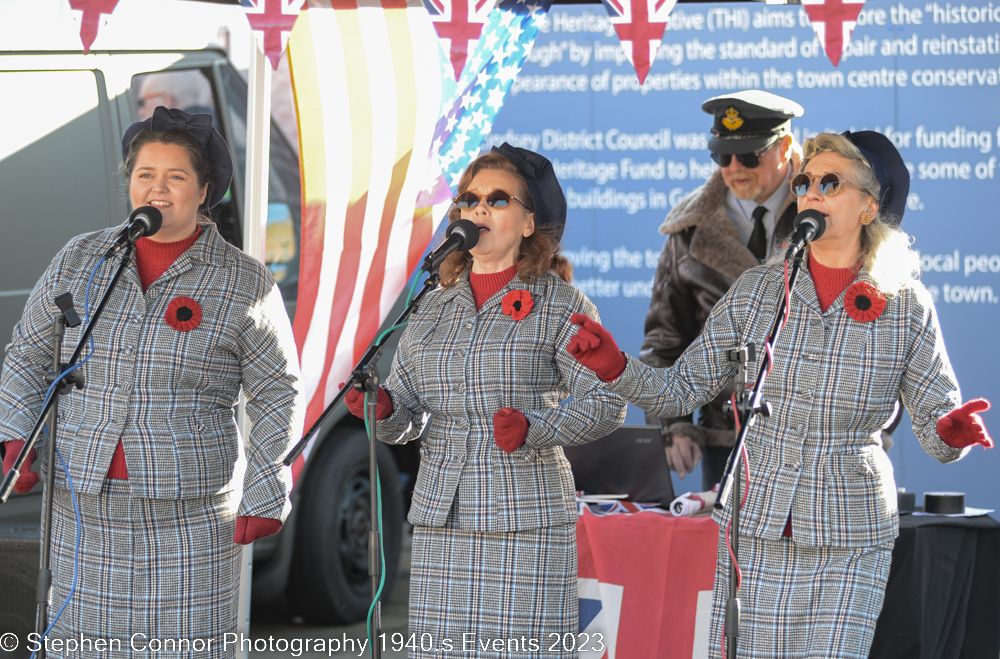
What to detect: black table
<box><xmin>870</xmin><ymin>513</ymin><xmax>1000</xmax><ymax>659</ymax></box>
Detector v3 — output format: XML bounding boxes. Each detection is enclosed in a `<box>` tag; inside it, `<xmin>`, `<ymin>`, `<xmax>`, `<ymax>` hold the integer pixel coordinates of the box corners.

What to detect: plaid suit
<box><xmin>377</xmin><ymin>271</ymin><xmax>626</xmax><ymax>657</ymax></box>
<box><xmin>607</xmin><ymin>262</ymin><xmax>967</xmax><ymax>657</ymax></box>
<box><xmin>0</xmin><ymin>223</ymin><xmax>303</xmax><ymax>655</ymax></box>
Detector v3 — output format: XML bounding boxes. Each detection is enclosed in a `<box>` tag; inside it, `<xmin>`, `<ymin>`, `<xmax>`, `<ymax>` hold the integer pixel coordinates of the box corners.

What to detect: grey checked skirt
<box><xmin>43</xmin><ymin>479</ymin><xmax>241</xmax><ymax>658</ymax></box>
<box><xmin>408</xmin><ymin>523</ymin><xmax>578</xmax><ymax>659</ymax></box>
<box><xmin>708</xmin><ymin>531</ymin><xmax>892</xmax><ymax>659</ymax></box>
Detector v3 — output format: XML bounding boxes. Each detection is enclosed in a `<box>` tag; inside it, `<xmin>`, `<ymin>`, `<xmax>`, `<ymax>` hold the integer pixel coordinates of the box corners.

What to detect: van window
<box><xmin>0</xmin><ymin>70</ymin><xmax>117</xmax><ymax>350</ymax></box>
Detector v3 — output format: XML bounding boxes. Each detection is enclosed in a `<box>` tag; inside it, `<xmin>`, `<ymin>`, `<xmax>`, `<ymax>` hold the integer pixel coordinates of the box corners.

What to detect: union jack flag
<box><xmin>600</xmin><ymin>0</ymin><xmax>677</xmax><ymax>84</ymax></box>
<box><xmin>67</xmin><ymin>0</ymin><xmax>120</xmax><ymax>53</ymax></box>
<box><xmin>423</xmin><ymin>0</ymin><xmax>498</xmax><ymax>80</ymax></box>
<box><xmin>802</xmin><ymin>0</ymin><xmax>866</xmax><ymax>67</ymax></box>
<box><xmin>241</xmin><ymin>0</ymin><xmax>306</xmax><ymax>70</ymax></box>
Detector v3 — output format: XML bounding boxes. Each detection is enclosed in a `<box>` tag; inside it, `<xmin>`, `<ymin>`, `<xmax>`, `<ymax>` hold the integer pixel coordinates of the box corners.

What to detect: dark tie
<box><xmin>747</xmin><ymin>205</ymin><xmax>768</xmax><ymax>261</ymax></box>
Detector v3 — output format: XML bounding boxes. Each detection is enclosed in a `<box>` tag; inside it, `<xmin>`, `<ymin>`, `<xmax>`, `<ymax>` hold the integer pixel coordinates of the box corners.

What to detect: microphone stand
<box><xmin>284</xmin><ymin>256</ymin><xmax>444</xmax><ymax>659</ymax></box>
<box><xmin>1</xmin><ymin>241</ymin><xmax>138</xmax><ymax>654</ymax></box>
<box><xmin>714</xmin><ymin>245</ymin><xmax>809</xmax><ymax>659</ymax></box>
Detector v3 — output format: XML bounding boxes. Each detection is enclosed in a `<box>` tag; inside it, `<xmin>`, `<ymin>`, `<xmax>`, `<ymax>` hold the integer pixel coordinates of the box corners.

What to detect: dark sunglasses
<box><xmin>710</xmin><ymin>142</ymin><xmax>776</xmax><ymax>169</ymax></box>
<box><xmin>789</xmin><ymin>172</ymin><xmax>862</xmax><ymax>198</ymax></box>
<box><xmin>453</xmin><ymin>190</ymin><xmax>531</xmax><ymax>211</ymax></box>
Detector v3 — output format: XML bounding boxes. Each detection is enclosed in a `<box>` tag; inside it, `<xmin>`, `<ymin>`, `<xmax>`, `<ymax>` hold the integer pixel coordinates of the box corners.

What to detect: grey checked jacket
<box><xmin>609</xmin><ymin>263</ymin><xmax>966</xmax><ymax>548</ymax></box>
<box><xmin>376</xmin><ymin>271</ymin><xmax>627</xmax><ymax>533</ymax></box>
<box><xmin>0</xmin><ymin>223</ymin><xmax>304</xmax><ymax>521</ymax></box>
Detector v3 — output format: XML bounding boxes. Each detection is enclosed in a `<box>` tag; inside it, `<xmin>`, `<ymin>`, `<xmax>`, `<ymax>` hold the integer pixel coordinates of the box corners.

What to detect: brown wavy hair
<box><xmin>439</xmin><ymin>151</ymin><xmax>572</xmax><ymax>286</ymax></box>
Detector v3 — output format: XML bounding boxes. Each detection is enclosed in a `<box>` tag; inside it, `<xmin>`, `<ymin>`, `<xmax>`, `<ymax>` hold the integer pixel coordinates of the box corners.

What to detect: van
<box><xmin>0</xmin><ymin>47</ymin><xmax>414</xmax><ymax>631</ymax></box>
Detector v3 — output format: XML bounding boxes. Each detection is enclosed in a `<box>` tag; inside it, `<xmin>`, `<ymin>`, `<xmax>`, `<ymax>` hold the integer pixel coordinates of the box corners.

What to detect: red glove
<box><xmin>566</xmin><ymin>313</ymin><xmax>627</xmax><ymax>382</ymax></box>
<box><xmin>343</xmin><ymin>384</ymin><xmax>394</xmax><ymax>421</ymax></box>
<box><xmin>494</xmin><ymin>407</ymin><xmax>529</xmax><ymax>453</ymax></box>
<box><xmin>936</xmin><ymin>398</ymin><xmax>993</xmax><ymax>449</ymax></box>
<box><xmin>233</xmin><ymin>515</ymin><xmax>282</xmax><ymax>545</ymax></box>
<box><xmin>2</xmin><ymin>440</ymin><xmax>40</xmax><ymax>495</ymax></box>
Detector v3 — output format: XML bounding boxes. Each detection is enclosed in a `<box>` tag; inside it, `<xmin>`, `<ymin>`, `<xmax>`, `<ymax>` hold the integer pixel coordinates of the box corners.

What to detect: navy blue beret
<box><xmin>492</xmin><ymin>143</ymin><xmax>567</xmax><ymax>243</ymax></box>
<box><xmin>842</xmin><ymin>130</ymin><xmax>910</xmax><ymax>226</ymax></box>
<box><xmin>122</xmin><ymin>106</ymin><xmax>233</xmax><ymax>209</ymax></box>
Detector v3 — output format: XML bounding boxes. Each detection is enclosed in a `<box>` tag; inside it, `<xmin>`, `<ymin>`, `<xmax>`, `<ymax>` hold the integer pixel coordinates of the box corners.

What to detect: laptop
<box><xmin>563</xmin><ymin>424</ymin><xmax>675</xmax><ymax>506</ymax></box>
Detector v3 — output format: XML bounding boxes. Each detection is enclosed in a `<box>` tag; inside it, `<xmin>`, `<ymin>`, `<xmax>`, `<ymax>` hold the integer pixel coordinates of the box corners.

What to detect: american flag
<box><xmin>67</xmin><ymin>0</ymin><xmax>120</xmax><ymax>53</ymax></box>
<box><xmin>423</xmin><ymin>0</ymin><xmax>498</xmax><ymax>81</ymax></box>
<box><xmin>287</xmin><ymin>1</ymin><xmax>447</xmax><ymax>468</ymax></box>
<box><xmin>241</xmin><ymin>0</ymin><xmax>306</xmax><ymax>70</ymax></box>
<box><xmin>802</xmin><ymin>0</ymin><xmax>865</xmax><ymax>67</ymax></box>
<box><xmin>429</xmin><ymin>0</ymin><xmax>552</xmax><ymax>192</ymax></box>
<box><xmin>600</xmin><ymin>0</ymin><xmax>677</xmax><ymax>84</ymax></box>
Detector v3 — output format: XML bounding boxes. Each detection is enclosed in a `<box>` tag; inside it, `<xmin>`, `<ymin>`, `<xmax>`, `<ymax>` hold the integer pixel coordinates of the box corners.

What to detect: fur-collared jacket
<box><xmin>640</xmin><ymin>170</ymin><xmax>796</xmax><ymax>448</ymax></box>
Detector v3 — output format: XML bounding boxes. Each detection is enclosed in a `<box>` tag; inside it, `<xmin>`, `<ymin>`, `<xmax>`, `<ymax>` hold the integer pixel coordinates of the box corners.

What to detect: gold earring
<box><xmin>859</xmin><ymin>210</ymin><xmax>875</xmax><ymax>225</ymax></box>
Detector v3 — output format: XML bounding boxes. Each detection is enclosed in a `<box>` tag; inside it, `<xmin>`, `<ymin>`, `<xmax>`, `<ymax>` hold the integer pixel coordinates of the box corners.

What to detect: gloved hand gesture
<box><xmin>566</xmin><ymin>313</ymin><xmax>626</xmax><ymax>382</ymax></box>
<box><xmin>2</xmin><ymin>440</ymin><xmax>40</xmax><ymax>495</ymax></box>
<box><xmin>233</xmin><ymin>516</ymin><xmax>282</xmax><ymax>545</ymax></box>
<box><xmin>936</xmin><ymin>398</ymin><xmax>993</xmax><ymax>449</ymax></box>
<box><xmin>343</xmin><ymin>384</ymin><xmax>394</xmax><ymax>421</ymax></box>
<box><xmin>494</xmin><ymin>407</ymin><xmax>529</xmax><ymax>453</ymax></box>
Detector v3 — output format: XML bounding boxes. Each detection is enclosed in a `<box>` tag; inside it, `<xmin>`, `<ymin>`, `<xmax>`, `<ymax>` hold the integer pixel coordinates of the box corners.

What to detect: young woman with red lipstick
<box><xmin>0</xmin><ymin>107</ymin><xmax>303</xmax><ymax>657</ymax></box>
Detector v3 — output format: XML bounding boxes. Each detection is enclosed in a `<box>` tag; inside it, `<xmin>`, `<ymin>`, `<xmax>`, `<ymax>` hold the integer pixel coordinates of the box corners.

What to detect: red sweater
<box><xmin>106</xmin><ymin>227</ymin><xmax>202</xmax><ymax>480</ymax></box>
<box><xmin>469</xmin><ymin>264</ymin><xmax>518</xmax><ymax>309</ymax></box>
<box><xmin>809</xmin><ymin>252</ymin><xmax>858</xmax><ymax>312</ymax></box>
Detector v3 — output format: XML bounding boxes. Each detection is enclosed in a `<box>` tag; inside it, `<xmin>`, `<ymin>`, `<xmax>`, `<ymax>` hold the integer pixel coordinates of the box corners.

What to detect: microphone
<box><xmin>421</xmin><ymin>219</ymin><xmax>480</xmax><ymax>272</ymax></box>
<box><xmin>107</xmin><ymin>206</ymin><xmax>163</xmax><ymax>255</ymax></box>
<box><xmin>784</xmin><ymin>209</ymin><xmax>826</xmax><ymax>259</ymax></box>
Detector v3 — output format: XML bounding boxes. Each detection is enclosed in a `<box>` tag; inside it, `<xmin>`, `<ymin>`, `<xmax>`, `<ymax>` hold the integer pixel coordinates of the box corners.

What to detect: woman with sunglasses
<box><xmin>342</xmin><ymin>143</ymin><xmax>625</xmax><ymax>657</ymax></box>
<box><xmin>565</xmin><ymin>130</ymin><xmax>992</xmax><ymax>658</ymax></box>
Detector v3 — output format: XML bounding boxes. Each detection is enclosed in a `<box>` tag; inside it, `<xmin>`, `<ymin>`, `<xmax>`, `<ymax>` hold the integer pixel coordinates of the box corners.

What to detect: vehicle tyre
<box><xmin>287</xmin><ymin>427</ymin><xmax>404</xmax><ymax>623</ymax></box>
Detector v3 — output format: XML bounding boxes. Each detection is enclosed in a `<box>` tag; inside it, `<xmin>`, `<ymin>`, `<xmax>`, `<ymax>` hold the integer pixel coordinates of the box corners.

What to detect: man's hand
<box><xmin>665</xmin><ymin>434</ymin><xmax>702</xmax><ymax>479</ymax></box>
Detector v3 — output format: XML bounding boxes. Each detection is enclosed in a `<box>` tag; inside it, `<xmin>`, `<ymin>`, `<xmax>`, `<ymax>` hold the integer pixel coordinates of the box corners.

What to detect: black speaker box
<box><xmin>0</xmin><ymin>524</ymin><xmax>39</xmax><ymax>659</ymax></box>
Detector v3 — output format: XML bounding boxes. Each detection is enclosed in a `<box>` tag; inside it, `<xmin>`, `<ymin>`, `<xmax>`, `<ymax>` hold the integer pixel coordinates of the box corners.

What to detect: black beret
<box><xmin>121</xmin><ymin>106</ymin><xmax>233</xmax><ymax>208</ymax></box>
<box><xmin>491</xmin><ymin>143</ymin><xmax>567</xmax><ymax>243</ymax></box>
<box><xmin>842</xmin><ymin>130</ymin><xmax>910</xmax><ymax>226</ymax></box>
<box><xmin>702</xmin><ymin>89</ymin><xmax>804</xmax><ymax>155</ymax></box>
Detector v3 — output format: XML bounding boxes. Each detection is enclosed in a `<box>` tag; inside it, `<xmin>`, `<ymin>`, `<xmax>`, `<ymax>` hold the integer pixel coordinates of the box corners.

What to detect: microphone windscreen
<box><xmin>793</xmin><ymin>209</ymin><xmax>826</xmax><ymax>240</ymax></box>
<box><xmin>130</xmin><ymin>205</ymin><xmax>163</xmax><ymax>237</ymax></box>
<box><xmin>447</xmin><ymin>218</ymin><xmax>480</xmax><ymax>250</ymax></box>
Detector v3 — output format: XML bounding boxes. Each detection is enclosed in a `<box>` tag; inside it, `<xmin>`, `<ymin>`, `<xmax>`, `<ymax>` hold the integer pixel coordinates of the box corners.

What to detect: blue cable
<box><xmin>29</xmin><ymin>255</ymin><xmax>104</xmax><ymax>657</ymax></box>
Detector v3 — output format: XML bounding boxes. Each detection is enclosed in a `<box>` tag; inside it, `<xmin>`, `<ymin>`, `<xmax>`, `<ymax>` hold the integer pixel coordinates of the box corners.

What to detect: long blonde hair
<box><xmin>800</xmin><ymin>132</ymin><xmax>919</xmax><ymax>296</ymax></box>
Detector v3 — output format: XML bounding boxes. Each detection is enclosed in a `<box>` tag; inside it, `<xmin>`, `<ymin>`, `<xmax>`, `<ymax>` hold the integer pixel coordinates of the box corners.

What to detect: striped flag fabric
<box><xmin>600</xmin><ymin>0</ymin><xmax>677</xmax><ymax>84</ymax></box>
<box><xmin>287</xmin><ymin>2</ymin><xmax>446</xmax><ymax>466</ymax></box>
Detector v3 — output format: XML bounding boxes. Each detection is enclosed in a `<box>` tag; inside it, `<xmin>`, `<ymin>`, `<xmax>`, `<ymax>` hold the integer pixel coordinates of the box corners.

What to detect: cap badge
<box><xmin>722</xmin><ymin>106</ymin><xmax>744</xmax><ymax>132</ymax></box>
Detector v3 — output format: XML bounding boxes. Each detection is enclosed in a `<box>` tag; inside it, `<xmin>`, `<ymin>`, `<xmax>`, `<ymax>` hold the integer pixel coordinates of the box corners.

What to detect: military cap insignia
<box><xmin>721</xmin><ymin>106</ymin><xmax>744</xmax><ymax>132</ymax></box>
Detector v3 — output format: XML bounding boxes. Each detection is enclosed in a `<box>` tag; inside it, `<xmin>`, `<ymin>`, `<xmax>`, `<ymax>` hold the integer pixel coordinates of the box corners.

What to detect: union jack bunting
<box><xmin>241</xmin><ymin>0</ymin><xmax>306</xmax><ymax>70</ymax></box>
<box><xmin>600</xmin><ymin>0</ymin><xmax>677</xmax><ymax>84</ymax></box>
<box><xmin>802</xmin><ymin>0</ymin><xmax>866</xmax><ymax>67</ymax></box>
<box><xmin>67</xmin><ymin>0</ymin><xmax>120</xmax><ymax>53</ymax></box>
<box><xmin>423</xmin><ymin>0</ymin><xmax>498</xmax><ymax>80</ymax></box>
<box><xmin>428</xmin><ymin>0</ymin><xmax>552</xmax><ymax>193</ymax></box>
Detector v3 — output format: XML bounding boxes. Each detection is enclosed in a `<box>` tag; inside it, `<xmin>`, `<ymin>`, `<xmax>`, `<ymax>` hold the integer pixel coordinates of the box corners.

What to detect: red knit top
<box><xmin>469</xmin><ymin>264</ymin><xmax>519</xmax><ymax>310</ymax></box>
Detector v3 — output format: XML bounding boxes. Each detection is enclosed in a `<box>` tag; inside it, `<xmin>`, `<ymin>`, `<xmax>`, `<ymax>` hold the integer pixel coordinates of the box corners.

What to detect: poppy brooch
<box><xmin>501</xmin><ymin>290</ymin><xmax>533</xmax><ymax>321</ymax></box>
<box><xmin>844</xmin><ymin>282</ymin><xmax>885</xmax><ymax>323</ymax></box>
<box><xmin>165</xmin><ymin>296</ymin><xmax>203</xmax><ymax>332</ymax></box>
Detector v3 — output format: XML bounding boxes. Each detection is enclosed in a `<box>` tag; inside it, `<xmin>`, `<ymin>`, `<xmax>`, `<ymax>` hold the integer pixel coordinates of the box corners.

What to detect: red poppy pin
<box><xmin>501</xmin><ymin>290</ymin><xmax>533</xmax><ymax>321</ymax></box>
<box><xmin>165</xmin><ymin>296</ymin><xmax>202</xmax><ymax>332</ymax></box>
<box><xmin>844</xmin><ymin>282</ymin><xmax>886</xmax><ymax>323</ymax></box>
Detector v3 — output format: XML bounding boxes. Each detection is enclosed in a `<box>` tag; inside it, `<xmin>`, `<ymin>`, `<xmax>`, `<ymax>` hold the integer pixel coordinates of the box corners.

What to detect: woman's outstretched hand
<box><xmin>566</xmin><ymin>313</ymin><xmax>626</xmax><ymax>382</ymax></box>
<box><xmin>936</xmin><ymin>398</ymin><xmax>993</xmax><ymax>449</ymax></box>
